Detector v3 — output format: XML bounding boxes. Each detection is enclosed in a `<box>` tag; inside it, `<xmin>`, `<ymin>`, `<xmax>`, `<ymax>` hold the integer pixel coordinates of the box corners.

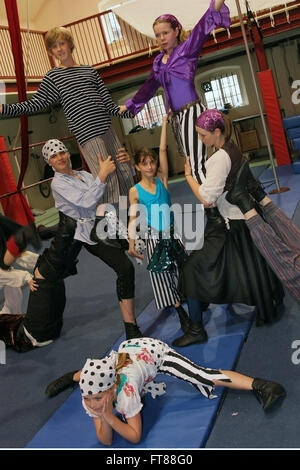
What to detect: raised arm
<box><xmin>180</xmin><ymin>0</ymin><xmax>230</xmax><ymax>58</ymax></box>
<box><xmin>214</xmin><ymin>0</ymin><xmax>226</xmax><ymax>12</ymax></box>
<box><xmin>185</xmin><ymin>158</ymin><xmax>210</xmax><ymax>207</ymax></box>
<box><xmin>158</xmin><ymin>115</ymin><xmax>169</xmax><ymax>189</ymax></box>
<box><xmin>52</xmin><ymin>155</ymin><xmax>115</xmax><ymax>210</ymax></box>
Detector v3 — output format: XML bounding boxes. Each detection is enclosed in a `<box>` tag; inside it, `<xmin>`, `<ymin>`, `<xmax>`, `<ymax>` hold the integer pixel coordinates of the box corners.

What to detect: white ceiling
<box><xmin>0</xmin><ymin>0</ymin><xmax>295</xmax><ymax>34</ymax></box>
<box><xmin>114</xmin><ymin>1</ymin><xmax>294</xmax><ymax>38</ymax></box>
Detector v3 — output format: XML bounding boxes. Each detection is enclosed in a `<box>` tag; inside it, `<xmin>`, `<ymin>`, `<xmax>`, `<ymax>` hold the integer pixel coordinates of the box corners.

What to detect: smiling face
<box><xmin>50</xmin><ymin>37</ymin><xmax>73</xmax><ymax>64</ymax></box>
<box><xmin>135</xmin><ymin>154</ymin><xmax>158</xmax><ymax>179</ymax></box>
<box><xmin>83</xmin><ymin>388</ymin><xmax>114</xmax><ymax>414</ymax></box>
<box><xmin>196</xmin><ymin>126</ymin><xmax>222</xmax><ymax>149</ymax></box>
<box><xmin>153</xmin><ymin>22</ymin><xmax>179</xmax><ymax>53</ymax></box>
<box><xmin>48</xmin><ymin>151</ymin><xmax>72</xmax><ymax>173</ymax></box>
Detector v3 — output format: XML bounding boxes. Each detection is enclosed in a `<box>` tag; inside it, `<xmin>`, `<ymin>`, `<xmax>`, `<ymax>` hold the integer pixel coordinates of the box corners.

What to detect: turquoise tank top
<box><xmin>135</xmin><ymin>177</ymin><xmax>173</xmax><ymax>232</ymax></box>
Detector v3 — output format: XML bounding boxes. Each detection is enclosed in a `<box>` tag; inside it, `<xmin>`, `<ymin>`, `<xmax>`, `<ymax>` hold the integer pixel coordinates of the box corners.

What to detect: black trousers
<box><xmin>84</xmin><ymin>241</ymin><xmax>135</xmax><ymax>301</ymax></box>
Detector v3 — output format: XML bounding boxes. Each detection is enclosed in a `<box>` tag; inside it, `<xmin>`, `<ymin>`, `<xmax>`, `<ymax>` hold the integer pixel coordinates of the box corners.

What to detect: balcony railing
<box><xmin>0</xmin><ymin>9</ymin><xmax>158</xmax><ymax>81</ymax></box>
<box><xmin>1</xmin><ymin>2</ymin><xmax>300</xmax><ymax>81</ymax></box>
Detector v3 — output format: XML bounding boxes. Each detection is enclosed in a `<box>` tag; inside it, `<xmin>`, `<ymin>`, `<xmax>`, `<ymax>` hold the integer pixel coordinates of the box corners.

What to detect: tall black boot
<box><xmin>172</xmin><ymin>320</ymin><xmax>208</xmax><ymax>347</ymax></box>
<box><xmin>252</xmin><ymin>377</ymin><xmax>286</xmax><ymax>411</ymax></box>
<box><xmin>174</xmin><ymin>305</ymin><xmax>190</xmax><ymax>333</ymax></box>
<box><xmin>124</xmin><ymin>322</ymin><xmax>143</xmax><ymax>340</ymax></box>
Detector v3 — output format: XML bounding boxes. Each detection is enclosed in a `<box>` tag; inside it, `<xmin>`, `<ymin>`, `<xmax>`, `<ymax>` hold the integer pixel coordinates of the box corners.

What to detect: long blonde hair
<box><xmin>115</xmin><ymin>353</ymin><xmax>132</xmax><ymax>386</ymax></box>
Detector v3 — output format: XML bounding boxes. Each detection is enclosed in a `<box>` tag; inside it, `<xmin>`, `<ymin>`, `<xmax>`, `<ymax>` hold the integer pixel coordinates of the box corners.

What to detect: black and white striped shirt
<box><xmin>2</xmin><ymin>65</ymin><xmax>132</xmax><ymax>146</ymax></box>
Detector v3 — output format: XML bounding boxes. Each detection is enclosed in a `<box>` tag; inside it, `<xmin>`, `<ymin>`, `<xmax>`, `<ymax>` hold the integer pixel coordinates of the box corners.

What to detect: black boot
<box><xmin>124</xmin><ymin>322</ymin><xmax>143</xmax><ymax>340</ymax></box>
<box><xmin>226</xmin><ymin>161</ymin><xmax>256</xmax><ymax>214</ymax></box>
<box><xmin>45</xmin><ymin>371</ymin><xmax>79</xmax><ymax>398</ymax></box>
<box><xmin>13</xmin><ymin>222</ymin><xmax>41</xmax><ymax>252</ymax></box>
<box><xmin>174</xmin><ymin>305</ymin><xmax>190</xmax><ymax>333</ymax></box>
<box><xmin>172</xmin><ymin>320</ymin><xmax>208</xmax><ymax>347</ymax></box>
<box><xmin>252</xmin><ymin>377</ymin><xmax>286</xmax><ymax>411</ymax></box>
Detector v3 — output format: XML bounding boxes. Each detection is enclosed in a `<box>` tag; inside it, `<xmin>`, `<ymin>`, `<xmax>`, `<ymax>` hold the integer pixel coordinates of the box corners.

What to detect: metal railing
<box><xmin>1</xmin><ymin>3</ymin><xmax>300</xmax><ymax>80</ymax></box>
<box><xmin>0</xmin><ymin>9</ymin><xmax>158</xmax><ymax>80</ymax></box>
<box><xmin>0</xmin><ymin>26</ymin><xmax>51</xmax><ymax>79</ymax></box>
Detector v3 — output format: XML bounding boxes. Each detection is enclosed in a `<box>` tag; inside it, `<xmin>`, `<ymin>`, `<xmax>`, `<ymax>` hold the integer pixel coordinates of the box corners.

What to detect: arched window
<box><xmin>121</xmin><ymin>93</ymin><xmax>166</xmax><ymax>134</ymax></box>
<box><xmin>197</xmin><ymin>66</ymin><xmax>248</xmax><ymax>110</ymax></box>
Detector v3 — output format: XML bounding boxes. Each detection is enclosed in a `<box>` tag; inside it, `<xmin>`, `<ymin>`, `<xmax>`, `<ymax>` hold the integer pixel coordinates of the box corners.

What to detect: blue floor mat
<box><xmin>27</xmin><ymin>303</ymin><xmax>255</xmax><ymax>449</ymax></box>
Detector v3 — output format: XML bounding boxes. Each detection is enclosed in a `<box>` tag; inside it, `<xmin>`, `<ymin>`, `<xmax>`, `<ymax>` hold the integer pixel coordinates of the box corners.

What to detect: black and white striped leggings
<box><xmin>145</xmin><ymin>236</ymin><xmax>182</xmax><ymax>309</ymax></box>
<box><xmin>158</xmin><ymin>347</ymin><xmax>231</xmax><ymax>399</ymax></box>
<box><xmin>171</xmin><ymin>101</ymin><xmax>207</xmax><ymax>184</ymax></box>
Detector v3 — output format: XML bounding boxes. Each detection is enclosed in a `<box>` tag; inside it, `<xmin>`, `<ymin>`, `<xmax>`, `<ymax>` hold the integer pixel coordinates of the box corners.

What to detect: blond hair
<box><xmin>45</xmin><ymin>27</ymin><xmax>75</xmax><ymax>53</ymax></box>
<box><xmin>115</xmin><ymin>353</ymin><xmax>132</xmax><ymax>387</ymax></box>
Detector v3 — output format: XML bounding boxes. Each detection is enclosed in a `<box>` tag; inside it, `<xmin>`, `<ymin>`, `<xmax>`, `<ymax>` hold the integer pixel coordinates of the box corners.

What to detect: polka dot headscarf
<box><xmin>42</xmin><ymin>139</ymin><xmax>69</xmax><ymax>163</ymax></box>
<box><xmin>80</xmin><ymin>352</ymin><xmax>118</xmax><ymax>397</ymax></box>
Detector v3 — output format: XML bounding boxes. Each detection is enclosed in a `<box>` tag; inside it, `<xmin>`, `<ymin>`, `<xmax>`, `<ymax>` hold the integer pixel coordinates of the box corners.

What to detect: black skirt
<box><xmin>179</xmin><ymin>209</ymin><xmax>284</xmax><ymax>326</ymax></box>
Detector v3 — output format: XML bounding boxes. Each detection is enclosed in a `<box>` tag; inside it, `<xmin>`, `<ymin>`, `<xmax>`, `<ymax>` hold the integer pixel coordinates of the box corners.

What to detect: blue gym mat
<box><xmin>26</xmin><ymin>302</ymin><xmax>255</xmax><ymax>449</ymax></box>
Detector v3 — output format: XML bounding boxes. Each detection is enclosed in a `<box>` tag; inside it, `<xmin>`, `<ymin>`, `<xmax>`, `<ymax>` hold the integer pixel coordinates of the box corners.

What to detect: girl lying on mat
<box><xmin>45</xmin><ymin>337</ymin><xmax>285</xmax><ymax>446</ymax></box>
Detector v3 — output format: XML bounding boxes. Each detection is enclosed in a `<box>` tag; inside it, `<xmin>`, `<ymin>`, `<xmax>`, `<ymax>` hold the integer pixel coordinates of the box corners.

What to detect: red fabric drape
<box><xmin>0</xmin><ymin>136</ymin><xmax>34</xmax><ymax>224</ymax></box>
<box><xmin>5</xmin><ymin>0</ymin><xmax>29</xmax><ymax>190</ymax></box>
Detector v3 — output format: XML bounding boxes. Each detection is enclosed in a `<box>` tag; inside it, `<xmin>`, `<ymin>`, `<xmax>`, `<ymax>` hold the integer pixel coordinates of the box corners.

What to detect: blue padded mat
<box><xmin>27</xmin><ymin>302</ymin><xmax>255</xmax><ymax>449</ymax></box>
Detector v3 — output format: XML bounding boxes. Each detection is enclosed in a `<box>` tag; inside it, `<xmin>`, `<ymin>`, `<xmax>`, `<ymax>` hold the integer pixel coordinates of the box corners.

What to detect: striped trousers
<box><xmin>158</xmin><ymin>347</ymin><xmax>231</xmax><ymax>399</ymax></box>
<box><xmin>145</xmin><ymin>236</ymin><xmax>182</xmax><ymax>309</ymax></box>
<box><xmin>246</xmin><ymin>201</ymin><xmax>300</xmax><ymax>302</ymax></box>
<box><xmin>79</xmin><ymin>126</ymin><xmax>135</xmax><ymax>204</ymax></box>
<box><xmin>171</xmin><ymin>101</ymin><xmax>207</xmax><ymax>184</ymax></box>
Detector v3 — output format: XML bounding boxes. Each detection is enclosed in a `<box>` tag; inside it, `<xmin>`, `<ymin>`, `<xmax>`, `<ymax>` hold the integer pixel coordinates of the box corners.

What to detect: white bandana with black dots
<box><xmin>42</xmin><ymin>139</ymin><xmax>69</xmax><ymax>163</ymax></box>
<box><xmin>80</xmin><ymin>352</ymin><xmax>118</xmax><ymax>397</ymax></box>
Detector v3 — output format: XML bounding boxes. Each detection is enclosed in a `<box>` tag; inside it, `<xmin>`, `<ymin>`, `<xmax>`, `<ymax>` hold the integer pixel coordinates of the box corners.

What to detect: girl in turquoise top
<box><xmin>128</xmin><ymin>116</ymin><xmax>189</xmax><ymax>339</ymax></box>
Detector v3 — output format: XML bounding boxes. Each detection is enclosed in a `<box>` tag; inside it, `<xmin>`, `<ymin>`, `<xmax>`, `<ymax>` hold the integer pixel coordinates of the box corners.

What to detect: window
<box><xmin>100</xmin><ymin>11</ymin><xmax>122</xmax><ymax>44</ymax></box>
<box><xmin>134</xmin><ymin>95</ymin><xmax>166</xmax><ymax>129</ymax></box>
<box><xmin>202</xmin><ymin>73</ymin><xmax>244</xmax><ymax>109</ymax></box>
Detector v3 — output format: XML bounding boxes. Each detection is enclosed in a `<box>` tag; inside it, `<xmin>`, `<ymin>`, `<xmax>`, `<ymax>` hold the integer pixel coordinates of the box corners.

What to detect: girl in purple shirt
<box><xmin>121</xmin><ymin>0</ymin><xmax>230</xmax><ymax>184</ymax></box>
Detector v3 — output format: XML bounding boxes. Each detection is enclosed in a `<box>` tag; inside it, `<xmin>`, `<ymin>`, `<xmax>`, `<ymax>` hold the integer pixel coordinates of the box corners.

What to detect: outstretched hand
<box><xmin>119</xmin><ymin>105</ymin><xmax>127</xmax><ymax>114</ymax></box>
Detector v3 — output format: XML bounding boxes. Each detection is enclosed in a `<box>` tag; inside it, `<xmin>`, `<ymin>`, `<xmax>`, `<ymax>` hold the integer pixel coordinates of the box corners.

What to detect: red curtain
<box><xmin>5</xmin><ymin>0</ymin><xmax>29</xmax><ymax>190</ymax></box>
<box><xmin>0</xmin><ymin>137</ymin><xmax>34</xmax><ymax>224</ymax></box>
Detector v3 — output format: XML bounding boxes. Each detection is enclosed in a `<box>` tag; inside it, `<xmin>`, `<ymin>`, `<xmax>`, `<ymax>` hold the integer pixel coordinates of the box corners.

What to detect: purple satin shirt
<box><xmin>125</xmin><ymin>0</ymin><xmax>230</xmax><ymax>113</ymax></box>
